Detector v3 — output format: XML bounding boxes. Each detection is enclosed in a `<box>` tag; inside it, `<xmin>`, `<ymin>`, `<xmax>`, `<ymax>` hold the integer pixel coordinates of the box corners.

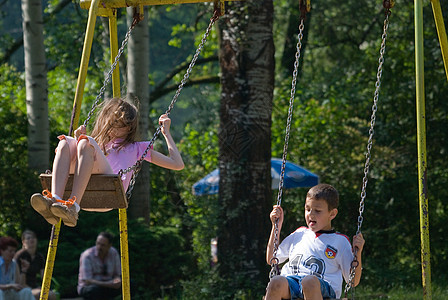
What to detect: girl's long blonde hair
<box><xmin>90</xmin><ymin>98</ymin><xmax>139</xmax><ymax>154</ymax></box>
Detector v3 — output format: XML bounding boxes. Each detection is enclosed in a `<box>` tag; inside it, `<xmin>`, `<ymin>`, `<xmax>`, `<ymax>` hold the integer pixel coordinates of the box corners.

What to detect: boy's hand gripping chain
<box><xmin>270</xmin><ymin>1</ymin><xmax>309</xmax><ymax>278</ymax></box>
<box><xmin>344</xmin><ymin>3</ymin><xmax>392</xmax><ymax>298</ymax></box>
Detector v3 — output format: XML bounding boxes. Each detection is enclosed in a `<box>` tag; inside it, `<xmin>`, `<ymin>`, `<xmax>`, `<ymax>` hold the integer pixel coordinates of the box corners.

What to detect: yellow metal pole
<box><xmin>108</xmin><ymin>11</ymin><xmax>131</xmax><ymax>300</ymax></box>
<box><xmin>39</xmin><ymin>222</ymin><xmax>61</xmax><ymax>300</ymax></box>
<box><xmin>70</xmin><ymin>0</ymin><xmax>101</xmax><ymax>133</ymax></box>
<box><xmin>415</xmin><ymin>1</ymin><xmax>432</xmax><ymax>299</ymax></box>
<box><xmin>119</xmin><ymin>209</ymin><xmax>131</xmax><ymax>300</ymax></box>
<box><xmin>109</xmin><ymin>10</ymin><xmax>121</xmax><ymax>96</ymax></box>
<box><xmin>41</xmin><ymin>2</ymin><xmax>101</xmax><ymax>299</ymax></box>
<box><xmin>430</xmin><ymin>0</ymin><xmax>448</xmax><ymax>82</ymax></box>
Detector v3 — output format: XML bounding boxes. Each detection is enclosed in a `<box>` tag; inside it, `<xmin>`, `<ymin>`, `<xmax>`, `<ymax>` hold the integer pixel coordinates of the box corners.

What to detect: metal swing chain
<box><xmin>344</xmin><ymin>8</ymin><xmax>391</xmax><ymax>298</ymax></box>
<box><xmin>83</xmin><ymin>14</ymin><xmax>142</xmax><ymax>128</ymax></box>
<box><xmin>122</xmin><ymin>10</ymin><xmax>221</xmax><ymax>199</ymax></box>
<box><xmin>269</xmin><ymin>17</ymin><xmax>306</xmax><ymax>279</ymax></box>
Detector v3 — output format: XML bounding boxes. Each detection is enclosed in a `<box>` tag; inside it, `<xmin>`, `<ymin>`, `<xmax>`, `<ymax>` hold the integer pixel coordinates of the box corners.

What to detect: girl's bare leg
<box><xmin>49</xmin><ymin>139</ymin><xmax>93</xmax><ymax>227</ymax></box>
<box><xmin>50</xmin><ymin>136</ymin><xmax>113</xmax><ymax>226</ymax></box>
<box><xmin>51</xmin><ymin>139</ymin><xmax>71</xmax><ymax>198</ymax></box>
<box><xmin>70</xmin><ymin>137</ymin><xmax>113</xmax><ymax>204</ymax></box>
<box><xmin>30</xmin><ymin>139</ymin><xmax>73</xmax><ymax>225</ymax></box>
<box><xmin>69</xmin><ymin>138</ymin><xmax>95</xmax><ymax>204</ymax></box>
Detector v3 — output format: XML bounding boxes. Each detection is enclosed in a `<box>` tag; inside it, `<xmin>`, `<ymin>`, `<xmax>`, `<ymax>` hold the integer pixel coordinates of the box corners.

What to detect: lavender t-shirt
<box><xmin>105</xmin><ymin>139</ymin><xmax>152</xmax><ymax>190</ymax></box>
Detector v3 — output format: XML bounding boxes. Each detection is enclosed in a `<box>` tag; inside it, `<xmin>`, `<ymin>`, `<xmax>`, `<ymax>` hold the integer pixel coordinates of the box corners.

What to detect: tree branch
<box><xmin>149</xmin><ymin>75</ymin><xmax>220</xmax><ymax>104</ymax></box>
<box><xmin>308</xmin><ymin>10</ymin><xmax>384</xmax><ymax>50</ymax></box>
<box><xmin>152</xmin><ymin>55</ymin><xmax>218</xmax><ymax>93</ymax></box>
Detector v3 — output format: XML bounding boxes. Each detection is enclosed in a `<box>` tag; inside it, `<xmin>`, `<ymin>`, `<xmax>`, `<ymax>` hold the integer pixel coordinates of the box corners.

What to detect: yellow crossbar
<box><xmin>80</xmin><ymin>0</ymin><xmax>235</xmax><ymax>10</ymax></box>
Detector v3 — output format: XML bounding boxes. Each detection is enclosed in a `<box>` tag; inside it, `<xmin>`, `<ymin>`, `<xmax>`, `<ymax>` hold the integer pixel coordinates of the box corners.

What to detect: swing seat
<box><xmin>39</xmin><ymin>173</ymin><xmax>128</xmax><ymax>212</ymax></box>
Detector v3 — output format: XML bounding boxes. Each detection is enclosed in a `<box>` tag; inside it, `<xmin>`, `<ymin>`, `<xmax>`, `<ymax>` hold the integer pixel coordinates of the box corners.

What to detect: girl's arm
<box><xmin>266</xmin><ymin>205</ymin><xmax>283</xmax><ymax>264</ymax></box>
<box><xmin>150</xmin><ymin>114</ymin><xmax>184</xmax><ymax>170</ymax></box>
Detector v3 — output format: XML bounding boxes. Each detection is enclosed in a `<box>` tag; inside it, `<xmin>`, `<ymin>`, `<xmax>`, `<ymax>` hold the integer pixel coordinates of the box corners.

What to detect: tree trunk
<box><xmin>126</xmin><ymin>7</ymin><xmax>150</xmax><ymax>223</ymax></box>
<box><xmin>218</xmin><ymin>0</ymin><xmax>274</xmax><ymax>291</ymax></box>
<box><xmin>22</xmin><ymin>0</ymin><xmax>49</xmax><ymax>173</ymax></box>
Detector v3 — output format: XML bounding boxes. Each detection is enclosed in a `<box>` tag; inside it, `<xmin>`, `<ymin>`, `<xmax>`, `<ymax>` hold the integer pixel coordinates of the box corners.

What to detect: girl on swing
<box><xmin>30</xmin><ymin>97</ymin><xmax>184</xmax><ymax>227</ymax></box>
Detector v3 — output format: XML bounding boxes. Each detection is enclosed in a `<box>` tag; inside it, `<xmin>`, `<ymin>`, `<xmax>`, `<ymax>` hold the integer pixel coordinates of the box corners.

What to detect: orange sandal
<box><xmin>30</xmin><ymin>190</ymin><xmax>59</xmax><ymax>225</ymax></box>
<box><xmin>50</xmin><ymin>196</ymin><xmax>78</xmax><ymax>227</ymax></box>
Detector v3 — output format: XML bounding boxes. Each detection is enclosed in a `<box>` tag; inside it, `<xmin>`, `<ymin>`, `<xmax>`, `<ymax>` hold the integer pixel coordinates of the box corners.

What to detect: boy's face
<box><xmin>304</xmin><ymin>197</ymin><xmax>338</xmax><ymax>232</ymax></box>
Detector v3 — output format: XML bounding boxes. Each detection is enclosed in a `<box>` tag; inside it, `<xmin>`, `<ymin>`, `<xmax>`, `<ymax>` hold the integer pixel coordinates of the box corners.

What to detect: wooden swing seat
<box><xmin>39</xmin><ymin>173</ymin><xmax>127</xmax><ymax>212</ymax></box>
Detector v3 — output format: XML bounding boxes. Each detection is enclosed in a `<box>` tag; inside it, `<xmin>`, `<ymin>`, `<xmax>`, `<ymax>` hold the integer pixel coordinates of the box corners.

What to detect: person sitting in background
<box><xmin>14</xmin><ymin>230</ymin><xmax>57</xmax><ymax>300</ymax></box>
<box><xmin>0</xmin><ymin>236</ymin><xmax>34</xmax><ymax>300</ymax></box>
<box><xmin>77</xmin><ymin>232</ymin><xmax>121</xmax><ymax>300</ymax></box>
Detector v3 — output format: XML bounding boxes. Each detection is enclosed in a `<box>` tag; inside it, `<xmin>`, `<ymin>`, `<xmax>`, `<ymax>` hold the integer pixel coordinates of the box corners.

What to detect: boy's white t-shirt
<box><xmin>277</xmin><ymin>226</ymin><xmax>354</xmax><ymax>298</ymax></box>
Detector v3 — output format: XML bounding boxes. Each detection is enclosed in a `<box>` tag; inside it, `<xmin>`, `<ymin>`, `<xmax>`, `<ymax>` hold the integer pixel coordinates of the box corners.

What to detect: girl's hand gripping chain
<box><xmin>159</xmin><ymin>114</ymin><xmax>171</xmax><ymax>136</ymax></box>
<box><xmin>75</xmin><ymin>125</ymin><xmax>87</xmax><ymax>139</ymax></box>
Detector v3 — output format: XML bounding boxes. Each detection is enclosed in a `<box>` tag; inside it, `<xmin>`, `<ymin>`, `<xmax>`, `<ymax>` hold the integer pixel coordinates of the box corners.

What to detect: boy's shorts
<box><xmin>286</xmin><ymin>275</ymin><xmax>336</xmax><ymax>299</ymax></box>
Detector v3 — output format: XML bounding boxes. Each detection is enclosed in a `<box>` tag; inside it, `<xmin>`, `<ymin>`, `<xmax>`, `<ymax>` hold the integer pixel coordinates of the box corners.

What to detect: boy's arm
<box><xmin>266</xmin><ymin>225</ymin><xmax>277</xmax><ymax>264</ymax></box>
<box><xmin>352</xmin><ymin>233</ymin><xmax>365</xmax><ymax>287</ymax></box>
<box><xmin>266</xmin><ymin>205</ymin><xmax>283</xmax><ymax>265</ymax></box>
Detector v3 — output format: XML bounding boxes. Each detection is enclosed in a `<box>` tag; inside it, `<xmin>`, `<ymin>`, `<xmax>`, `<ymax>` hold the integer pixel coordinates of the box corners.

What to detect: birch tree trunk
<box><xmin>126</xmin><ymin>7</ymin><xmax>150</xmax><ymax>223</ymax></box>
<box><xmin>22</xmin><ymin>0</ymin><xmax>49</xmax><ymax>173</ymax></box>
<box><xmin>218</xmin><ymin>0</ymin><xmax>274</xmax><ymax>289</ymax></box>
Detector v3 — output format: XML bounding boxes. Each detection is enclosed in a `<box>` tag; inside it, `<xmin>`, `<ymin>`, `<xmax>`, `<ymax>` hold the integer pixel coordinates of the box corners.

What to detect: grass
<box><xmin>351</xmin><ymin>285</ymin><xmax>448</xmax><ymax>300</ymax></box>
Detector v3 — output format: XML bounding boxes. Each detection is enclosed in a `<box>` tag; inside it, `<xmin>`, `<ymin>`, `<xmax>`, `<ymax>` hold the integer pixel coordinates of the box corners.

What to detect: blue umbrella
<box><xmin>192</xmin><ymin>158</ymin><xmax>319</xmax><ymax>196</ymax></box>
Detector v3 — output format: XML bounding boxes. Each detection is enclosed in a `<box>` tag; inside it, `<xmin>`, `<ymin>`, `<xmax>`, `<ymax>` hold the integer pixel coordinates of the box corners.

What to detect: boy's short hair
<box><xmin>307</xmin><ymin>184</ymin><xmax>339</xmax><ymax>210</ymax></box>
<box><xmin>0</xmin><ymin>236</ymin><xmax>19</xmax><ymax>251</ymax></box>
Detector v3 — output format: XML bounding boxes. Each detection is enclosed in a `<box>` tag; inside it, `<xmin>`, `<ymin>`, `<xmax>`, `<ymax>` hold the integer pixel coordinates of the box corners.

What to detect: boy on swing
<box><xmin>265</xmin><ymin>184</ymin><xmax>365</xmax><ymax>300</ymax></box>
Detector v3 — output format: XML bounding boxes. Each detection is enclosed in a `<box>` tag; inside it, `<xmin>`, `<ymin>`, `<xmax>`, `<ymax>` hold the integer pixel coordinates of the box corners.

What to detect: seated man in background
<box><xmin>77</xmin><ymin>232</ymin><xmax>121</xmax><ymax>300</ymax></box>
<box><xmin>0</xmin><ymin>236</ymin><xmax>34</xmax><ymax>300</ymax></box>
<box><xmin>14</xmin><ymin>230</ymin><xmax>57</xmax><ymax>300</ymax></box>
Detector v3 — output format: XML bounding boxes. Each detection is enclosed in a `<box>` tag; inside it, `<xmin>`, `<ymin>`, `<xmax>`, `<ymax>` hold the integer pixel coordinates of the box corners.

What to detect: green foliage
<box><xmin>1</xmin><ymin>0</ymin><xmax>448</xmax><ymax>297</ymax></box>
<box><xmin>149</xmin><ymin>112</ymin><xmax>220</xmax><ymax>270</ymax></box>
<box><xmin>47</xmin><ymin>214</ymin><xmax>192</xmax><ymax>298</ymax></box>
<box><xmin>0</xmin><ymin>64</ymin><xmax>39</xmax><ymax>237</ymax></box>
<box><xmin>127</xmin><ymin>219</ymin><xmax>194</xmax><ymax>298</ymax></box>
<box><xmin>182</xmin><ymin>267</ymin><xmax>265</xmax><ymax>299</ymax></box>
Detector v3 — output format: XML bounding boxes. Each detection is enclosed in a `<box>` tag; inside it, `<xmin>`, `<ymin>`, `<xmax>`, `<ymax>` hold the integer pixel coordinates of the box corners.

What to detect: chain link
<box><xmin>123</xmin><ymin>10</ymin><xmax>220</xmax><ymax>199</ymax></box>
<box><xmin>83</xmin><ymin>17</ymin><xmax>140</xmax><ymax>128</ymax></box>
<box><xmin>270</xmin><ymin>18</ymin><xmax>305</xmax><ymax>279</ymax></box>
<box><xmin>344</xmin><ymin>10</ymin><xmax>390</xmax><ymax>298</ymax></box>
